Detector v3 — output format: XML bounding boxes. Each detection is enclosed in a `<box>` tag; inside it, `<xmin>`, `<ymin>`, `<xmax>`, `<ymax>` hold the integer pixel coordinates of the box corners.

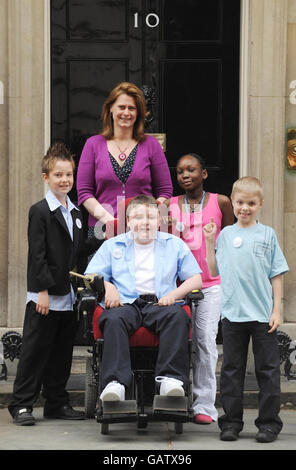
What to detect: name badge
<box><xmin>76</xmin><ymin>218</ymin><xmax>82</xmax><ymax>229</ymax></box>
<box><xmin>233</xmin><ymin>236</ymin><xmax>242</xmax><ymax>248</ymax></box>
<box><xmin>175</xmin><ymin>221</ymin><xmax>185</xmax><ymax>232</ymax></box>
<box><xmin>113</xmin><ymin>248</ymin><xmax>123</xmax><ymax>259</ymax></box>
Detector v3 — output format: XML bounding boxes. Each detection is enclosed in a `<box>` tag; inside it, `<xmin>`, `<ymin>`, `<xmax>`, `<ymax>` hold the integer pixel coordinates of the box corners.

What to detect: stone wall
<box><xmin>0</xmin><ymin>0</ymin><xmax>45</xmax><ymax>328</ymax></box>
<box><xmin>284</xmin><ymin>0</ymin><xmax>296</xmax><ymax>323</ymax></box>
<box><xmin>246</xmin><ymin>0</ymin><xmax>296</xmax><ymax>333</ymax></box>
<box><xmin>0</xmin><ymin>0</ymin><xmax>9</xmax><ymax>326</ymax></box>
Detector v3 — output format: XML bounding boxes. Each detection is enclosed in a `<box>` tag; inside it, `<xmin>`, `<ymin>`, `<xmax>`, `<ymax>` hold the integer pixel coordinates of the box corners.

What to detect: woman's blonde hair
<box><xmin>231</xmin><ymin>176</ymin><xmax>264</xmax><ymax>201</ymax></box>
<box><xmin>100</xmin><ymin>82</ymin><xmax>147</xmax><ymax>142</ymax></box>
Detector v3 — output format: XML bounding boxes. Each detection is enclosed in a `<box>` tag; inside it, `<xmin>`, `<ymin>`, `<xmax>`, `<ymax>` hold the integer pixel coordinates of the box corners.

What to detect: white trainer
<box><xmin>155</xmin><ymin>376</ymin><xmax>185</xmax><ymax>397</ymax></box>
<box><xmin>100</xmin><ymin>381</ymin><xmax>125</xmax><ymax>402</ymax></box>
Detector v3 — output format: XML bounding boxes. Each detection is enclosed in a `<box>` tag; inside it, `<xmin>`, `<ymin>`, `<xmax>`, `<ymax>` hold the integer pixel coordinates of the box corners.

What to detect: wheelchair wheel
<box><xmin>101</xmin><ymin>422</ymin><xmax>109</xmax><ymax>435</ymax></box>
<box><xmin>174</xmin><ymin>422</ymin><xmax>183</xmax><ymax>434</ymax></box>
<box><xmin>85</xmin><ymin>356</ymin><xmax>98</xmax><ymax>418</ymax></box>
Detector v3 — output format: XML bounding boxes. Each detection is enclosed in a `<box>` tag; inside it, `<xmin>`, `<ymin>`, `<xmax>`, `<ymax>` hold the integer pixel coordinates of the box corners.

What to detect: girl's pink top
<box><xmin>169</xmin><ymin>193</ymin><xmax>222</xmax><ymax>288</ymax></box>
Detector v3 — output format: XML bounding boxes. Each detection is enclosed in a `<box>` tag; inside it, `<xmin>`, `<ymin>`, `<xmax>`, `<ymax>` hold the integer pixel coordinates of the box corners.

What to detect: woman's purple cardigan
<box><xmin>77</xmin><ymin>134</ymin><xmax>173</xmax><ymax>226</ymax></box>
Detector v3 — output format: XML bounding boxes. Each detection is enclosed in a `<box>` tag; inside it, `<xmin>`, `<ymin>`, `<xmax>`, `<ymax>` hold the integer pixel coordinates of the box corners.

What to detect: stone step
<box><xmin>3</xmin><ymin>342</ymin><xmax>294</xmax><ymax>380</ymax></box>
<box><xmin>1</xmin><ymin>374</ymin><xmax>296</xmax><ymax>410</ymax></box>
<box><xmin>70</xmin><ymin>346</ymin><xmax>91</xmax><ymax>375</ymax></box>
<box><xmin>2</xmin><ymin>342</ymin><xmax>294</xmax><ymax>377</ymax></box>
<box><xmin>70</xmin><ymin>343</ymin><xmax>295</xmax><ymax>377</ymax></box>
<box><xmin>2</xmin><ymin>345</ymin><xmax>296</xmax><ymax>410</ymax></box>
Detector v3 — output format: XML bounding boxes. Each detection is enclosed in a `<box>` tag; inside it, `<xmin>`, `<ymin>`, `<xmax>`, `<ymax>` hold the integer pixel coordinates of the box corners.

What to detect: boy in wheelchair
<box><xmin>85</xmin><ymin>195</ymin><xmax>202</xmax><ymax>403</ymax></box>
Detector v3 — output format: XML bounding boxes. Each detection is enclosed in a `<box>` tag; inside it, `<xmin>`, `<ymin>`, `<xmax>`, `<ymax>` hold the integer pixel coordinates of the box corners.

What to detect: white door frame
<box><xmin>239</xmin><ymin>0</ymin><xmax>249</xmax><ymax>177</ymax></box>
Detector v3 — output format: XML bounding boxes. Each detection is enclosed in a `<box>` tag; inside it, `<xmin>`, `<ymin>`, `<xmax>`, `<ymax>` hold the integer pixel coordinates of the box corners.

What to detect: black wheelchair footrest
<box><xmin>102</xmin><ymin>400</ymin><xmax>137</xmax><ymax>415</ymax></box>
<box><xmin>97</xmin><ymin>414</ymin><xmax>138</xmax><ymax>425</ymax></box>
<box><xmin>153</xmin><ymin>395</ymin><xmax>188</xmax><ymax>413</ymax></box>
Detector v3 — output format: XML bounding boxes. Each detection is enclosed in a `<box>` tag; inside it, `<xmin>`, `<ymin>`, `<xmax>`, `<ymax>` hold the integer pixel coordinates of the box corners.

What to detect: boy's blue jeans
<box><xmin>218</xmin><ymin>318</ymin><xmax>283</xmax><ymax>435</ymax></box>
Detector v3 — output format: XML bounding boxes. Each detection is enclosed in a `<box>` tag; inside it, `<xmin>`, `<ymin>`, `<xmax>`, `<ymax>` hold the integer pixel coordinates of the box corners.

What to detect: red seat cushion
<box><xmin>92</xmin><ymin>304</ymin><xmax>192</xmax><ymax>347</ymax></box>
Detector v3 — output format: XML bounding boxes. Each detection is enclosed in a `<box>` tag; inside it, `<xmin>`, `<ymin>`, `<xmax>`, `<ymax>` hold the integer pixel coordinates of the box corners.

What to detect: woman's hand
<box><xmin>83</xmin><ymin>197</ymin><xmax>115</xmax><ymax>224</ymax></box>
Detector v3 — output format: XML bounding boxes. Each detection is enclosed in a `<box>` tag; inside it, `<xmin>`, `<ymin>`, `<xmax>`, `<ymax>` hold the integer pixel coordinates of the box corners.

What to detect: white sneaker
<box><xmin>155</xmin><ymin>376</ymin><xmax>185</xmax><ymax>397</ymax></box>
<box><xmin>100</xmin><ymin>381</ymin><xmax>125</xmax><ymax>402</ymax></box>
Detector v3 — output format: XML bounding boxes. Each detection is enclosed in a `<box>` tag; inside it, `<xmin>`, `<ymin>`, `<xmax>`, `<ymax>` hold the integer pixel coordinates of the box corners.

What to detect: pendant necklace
<box><xmin>184</xmin><ymin>191</ymin><xmax>206</xmax><ymax>214</ymax></box>
<box><xmin>115</xmin><ymin>141</ymin><xmax>130</xmax><ymax>162</ymax></box>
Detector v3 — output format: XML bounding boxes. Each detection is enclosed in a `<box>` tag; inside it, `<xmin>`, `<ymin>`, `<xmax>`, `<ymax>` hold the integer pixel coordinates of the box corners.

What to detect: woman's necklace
<box><xmin>114</xmin><ymin>140</ymin><xmax>131</xmax><ymax>162</ymax></box>
<box><xmin>184</xmin><ymin>191</ymin><xmax>206</xmax><ymax>213</ymax></box>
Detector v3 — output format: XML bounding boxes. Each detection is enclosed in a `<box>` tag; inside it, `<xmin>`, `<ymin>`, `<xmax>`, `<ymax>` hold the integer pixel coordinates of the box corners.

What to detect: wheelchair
<box><xmin>71</xmin><ymin>197</ymin><xmax>204</xmax><ymax>434</ymax></box>
<box><xmin>73</xmin><ymin>272</ymin><xmax>203</xmax><ymax>435</ymax></box>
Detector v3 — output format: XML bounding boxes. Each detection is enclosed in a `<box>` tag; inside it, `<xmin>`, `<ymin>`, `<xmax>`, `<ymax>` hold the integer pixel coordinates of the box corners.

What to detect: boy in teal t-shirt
<box><xmin>204</xmin><ymin>177</ymin><xmax>289</xmax><ymax>444</ymax></box>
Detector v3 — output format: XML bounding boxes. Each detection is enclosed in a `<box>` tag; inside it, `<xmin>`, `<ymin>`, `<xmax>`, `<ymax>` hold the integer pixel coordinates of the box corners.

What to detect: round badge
<box><xmin>76</xmin><ymin>218</ymin><xmax>82</xmax><ymax>229</ymax></box>
<box><xmin>233</xmin><ymin>236</ymin><xmax>242</xmax><ymax>248</ymax></box>
<box><xmin>94</xmin><ymin>222</ymin><xmax>105</xmax><ymax>240</ymax></box>
<box><xmin>112</xmin><ymin>248</ymin><xmax>122</xmax><ymax>259</ymax></box>
<box><xmin>175</xmin><ymin>221</ymin><xmax>185</xmax><ymax>232</ymax></box>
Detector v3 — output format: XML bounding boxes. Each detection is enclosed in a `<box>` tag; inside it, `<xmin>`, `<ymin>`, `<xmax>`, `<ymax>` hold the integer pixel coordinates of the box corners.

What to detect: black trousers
<box><xmin>8</xmin><ymin>301</ymin><xmax>78</xmax><ymax>417</ymax></box>
<box><xmin>218</xmin><ymin>318</ymin><xmax>283</xmax><ymax>434</ymax></box>
<box><xmin>98</xmin><ymin>299</ymin><xmax>191</xmax><ymax>390</ymax></box>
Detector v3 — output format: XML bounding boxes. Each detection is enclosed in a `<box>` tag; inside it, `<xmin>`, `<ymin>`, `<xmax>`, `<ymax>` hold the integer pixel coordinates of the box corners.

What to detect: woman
<box><xmin>77</xmin><ymin>82</ymin><xmax>173</xmax><ymax>235</ymax></box>
<box><xmin>167</xmin><ymin>152</ymin><xmax>233</xmax><ymax>424</ymax></box>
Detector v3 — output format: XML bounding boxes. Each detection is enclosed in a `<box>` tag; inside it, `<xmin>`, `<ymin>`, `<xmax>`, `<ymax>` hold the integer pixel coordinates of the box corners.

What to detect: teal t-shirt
<box><xmin>216</xmin><ymin>222</ymin><xmax>289</xmax><ymax>322</ymax></box>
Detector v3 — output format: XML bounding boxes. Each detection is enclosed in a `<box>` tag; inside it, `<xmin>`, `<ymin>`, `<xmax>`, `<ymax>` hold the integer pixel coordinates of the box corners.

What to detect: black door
<box><xmin>51</xmin><ymin>0</ymin><xmax>240</xmax><ymax>199</ymax></box>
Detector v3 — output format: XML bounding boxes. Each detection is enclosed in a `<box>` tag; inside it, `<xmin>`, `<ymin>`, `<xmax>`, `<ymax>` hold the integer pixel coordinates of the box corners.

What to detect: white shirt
<box><xmin>134</xmin><ymin>241</ymin><xmax>155</xmax><ymax>295</ymax></box>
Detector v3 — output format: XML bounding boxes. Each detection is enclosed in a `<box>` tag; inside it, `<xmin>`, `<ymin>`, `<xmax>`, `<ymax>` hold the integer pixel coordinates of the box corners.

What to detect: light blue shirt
<box><xmin>26</xmin><ymin>190</ymin><xmax>77</xmax><ymax>311</ymax></box>
<box><xmin>85</xmin><ymin>231</ymin><xmax>202</xmax><ymax>307</ymax></box>
<box><xmin>215</xmin><ymin>222</ymin><xmax>289</xmax><ymax>323</ymax></box>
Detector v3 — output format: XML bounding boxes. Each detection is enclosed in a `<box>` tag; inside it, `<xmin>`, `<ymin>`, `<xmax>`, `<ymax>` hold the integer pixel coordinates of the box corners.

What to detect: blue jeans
<box><xmin>218</xmin><ymin>318</ymin><xmax>282</xmax><ymax>434</ymax></box>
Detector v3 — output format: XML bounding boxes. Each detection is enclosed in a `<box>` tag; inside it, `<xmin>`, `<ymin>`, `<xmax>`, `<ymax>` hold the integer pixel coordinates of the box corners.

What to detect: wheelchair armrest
<box><xmin>78</xmin><ymin>288</ymin><xmax>97</xmax><ymax>315</ymax></box>
<box><xmin>70</xmin><ymin>272</ymin><xmax>105</xmax><ymax>297</ymax></box>
<box><xmin>185</xmin><ymin>289</ymin><xmax>204</xmax><ymax>307</ymax></box>
<box><xmin>90</xmin><ymin>274</ymin><xmax>105</xmax><ymax>296</ymax></box>
<box><xmin>77</xmin><ymin>288</ymin><xmax>98</xmax><ymax>340</ymax></box>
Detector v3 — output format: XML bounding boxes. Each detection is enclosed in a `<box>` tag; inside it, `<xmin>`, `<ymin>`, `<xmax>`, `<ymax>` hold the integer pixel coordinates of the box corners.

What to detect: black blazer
<box><xmin>27</xmin><ymin>199</ymin><xmax>101</xmax><ymax>295</ymax></box>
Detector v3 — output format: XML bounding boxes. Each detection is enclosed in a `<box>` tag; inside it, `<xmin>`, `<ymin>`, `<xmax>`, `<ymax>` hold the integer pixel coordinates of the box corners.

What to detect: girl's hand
<box><xmin>203</xmin><ymin>217</ymin><xmax>217</xmax><ymax>240</ymax></box>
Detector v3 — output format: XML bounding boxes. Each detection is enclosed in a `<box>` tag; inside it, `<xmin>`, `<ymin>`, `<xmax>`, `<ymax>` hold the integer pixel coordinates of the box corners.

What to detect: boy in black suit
<box><xmin>9</xmin><ymin>142</ymin><xmax>101</xmax><ymax>425</ymax></box>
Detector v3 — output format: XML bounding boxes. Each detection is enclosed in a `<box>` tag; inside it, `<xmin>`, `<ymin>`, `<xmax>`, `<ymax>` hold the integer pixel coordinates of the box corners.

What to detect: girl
<box><xmin>167</xmin><ymin>153</ymin><xmax>233</xmax><ymax>424</ymax></box>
